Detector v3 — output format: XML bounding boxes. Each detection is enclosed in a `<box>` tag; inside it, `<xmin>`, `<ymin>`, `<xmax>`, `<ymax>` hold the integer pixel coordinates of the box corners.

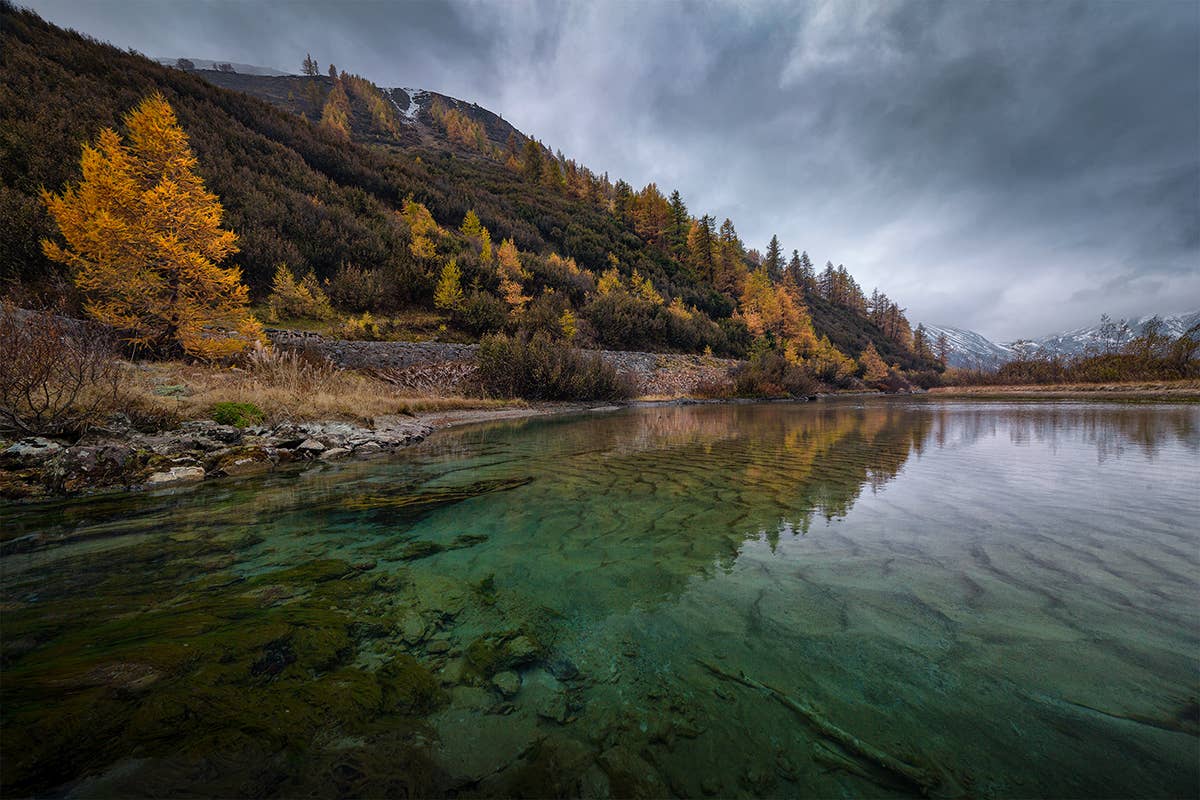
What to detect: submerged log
<box><xmin>696</xmin><ymin>659</ymin><xmax>941</xmax><ymax>795</ymax></box>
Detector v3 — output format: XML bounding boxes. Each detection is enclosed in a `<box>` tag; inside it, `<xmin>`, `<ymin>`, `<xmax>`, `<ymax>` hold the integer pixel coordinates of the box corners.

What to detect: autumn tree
<box><xmin>496</xmin><ymin>238</ymin><xmax>530</xmax><ymax>315</ymax></box>
<box><xmin>858</xmin><ymin>342</ymin><xmax>889</xmax><ymax>384</ymax></box>
<box><xmin>42</xmin><ymin>93</ymin><xmax>261</xmax><ymax>359</ymax></box>
<box><xmin>267</xmin><ymin>263</ymin><xmax>332</xmax><ymax>322</ymax></box>
<box><xmin>434</xmin><ymin>259</ymin><xmax>464</xmax><ymax>312</ymax></box>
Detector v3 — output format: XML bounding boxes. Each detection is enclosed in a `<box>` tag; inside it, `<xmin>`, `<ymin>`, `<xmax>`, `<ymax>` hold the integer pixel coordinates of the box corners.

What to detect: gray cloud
<box><xmin>23</xmin><ymin>0</ymin><xmax>1200</xmax><ymax>340</ymax></box>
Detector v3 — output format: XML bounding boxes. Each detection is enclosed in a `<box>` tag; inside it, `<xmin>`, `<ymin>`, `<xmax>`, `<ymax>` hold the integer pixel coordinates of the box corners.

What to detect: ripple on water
<box><xmin>1</xmin><ymin>399</ymin><xmax>1197</xmax><ymax>797</ymax></box>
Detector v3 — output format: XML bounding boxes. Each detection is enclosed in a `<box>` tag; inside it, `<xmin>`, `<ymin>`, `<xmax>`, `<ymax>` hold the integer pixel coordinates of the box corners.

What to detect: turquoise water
<box><xmin>2</xmin><ymin>399</ymin><xmax>1198</xmax><ymax>797</ymax></box>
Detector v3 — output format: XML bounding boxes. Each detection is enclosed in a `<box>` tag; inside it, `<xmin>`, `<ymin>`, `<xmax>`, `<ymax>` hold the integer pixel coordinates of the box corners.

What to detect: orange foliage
<box><xmin>41</xmin><ymin>93</ymin><xmax>261</xmax><ymax>359</ymax></box>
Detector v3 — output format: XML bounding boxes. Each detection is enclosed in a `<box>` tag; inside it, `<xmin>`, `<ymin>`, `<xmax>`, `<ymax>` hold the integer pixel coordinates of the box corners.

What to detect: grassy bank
<box><xmin>928</xmin><ymin>380</ymin><xmax>1200</xmax><ymax>402</ymax></box>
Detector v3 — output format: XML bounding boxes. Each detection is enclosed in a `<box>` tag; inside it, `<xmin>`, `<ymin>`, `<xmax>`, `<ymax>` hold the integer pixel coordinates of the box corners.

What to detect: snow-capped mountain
<box><xmin>924</xmin><ymin>311</ymin><xmax>1200</xmax><ymax>368</ymax></box>
<box><xmin>922</xmin><ymin>324</ymin><xmax>1014</xmax><ymax>369</ymax></box>
<box><xmin>1013</xmin><ymin>311</ymin><xmax>1200</xmax><ymax>359</ymax></box>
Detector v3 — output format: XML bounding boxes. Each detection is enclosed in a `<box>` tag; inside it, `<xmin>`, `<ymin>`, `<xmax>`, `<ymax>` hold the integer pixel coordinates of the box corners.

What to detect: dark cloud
<box><xmin>24</xmin><ymin>0</ymin><xmax>1200</xmax><ymax>340</ymax></box>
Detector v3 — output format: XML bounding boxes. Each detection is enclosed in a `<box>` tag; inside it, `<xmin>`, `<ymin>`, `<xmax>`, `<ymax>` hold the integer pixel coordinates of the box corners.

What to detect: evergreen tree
<box><xmin>764</xmin><ymin>234</ymin><xmax>784</xmax><ymax>283</ymax></box>
<box><xmin>786</xmin><ymin>249</ymin><xmax>802</xmax><ymax>287</ymax></box>
<box><xmin>302</xmin><ymin>53</ymin><xmax>319</xmax><ymax>76</ymax></box>
<box><xmin>522</xmin><ymin>138</ymin><xmax>543</xmax><ymax>183</ymax></box>
<box><xmin>688</xmin><ymin>214</ymin><xmax>716</xmax><ymax>281</ymax></box>
<box><xmin>41</xmin><ymin>93</ymin><xmax>260</xmax><ymax>358</ymax></box>
<box><xmin>667</xmin><ymin>189</ymin><xmax>690</xmax><ymax>262</ymax></box>
<box><xmin>798</xmin><ymin>250</ymin><xmax>815</xmax><ymax>292</ymax></box>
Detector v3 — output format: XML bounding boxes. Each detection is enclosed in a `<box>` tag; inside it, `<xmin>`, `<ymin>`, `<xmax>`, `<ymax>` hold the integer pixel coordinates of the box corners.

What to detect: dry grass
<box><xmin>119</xmin><ymin>351</ymin><xmax>511</xmax><ymax>428</ymax></box>
<box><xmin>929</xmin><ymin>379</ymin><xmax>1200</xmax><ymax>401</ymax></box>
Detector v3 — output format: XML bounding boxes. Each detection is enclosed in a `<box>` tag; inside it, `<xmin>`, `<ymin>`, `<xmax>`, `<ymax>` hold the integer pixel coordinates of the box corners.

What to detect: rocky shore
<box><xmin>0</xmin><ymin>417</ymin><xmax>433</xmax><ymax>502</ymax></box>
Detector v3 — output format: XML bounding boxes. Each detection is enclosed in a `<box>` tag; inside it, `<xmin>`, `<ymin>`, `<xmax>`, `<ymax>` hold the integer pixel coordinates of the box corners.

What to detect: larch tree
<box><xmin>434</xmin><ymin>259</ymin><xmax>465</xmax><ymax>312</ymax></box>
<box><xmin>302</xmin><ymin>53</ymin><xmax>319</xmax><ymax>76</ymax></box>
<box><xmin>42</xmin><ymin>93</ymin><xmax>261</xmax><ymax>359</ymax></box>
<box><xmin>858</xmin><ymin>342</ymin><xmax>890</xmax><ymax>384</ymax></box>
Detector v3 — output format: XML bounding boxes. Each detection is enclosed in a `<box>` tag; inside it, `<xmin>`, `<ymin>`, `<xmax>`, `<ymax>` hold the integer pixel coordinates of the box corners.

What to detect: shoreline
<box><xmin>927</xmin><ymin>381</ymin><xmax>1200</xmax><ymax>402</ymax></box>
<box><xmin>4</xmin><ymin>387</ymin><xmax>1197</xmax><ymax>504</ymax></box>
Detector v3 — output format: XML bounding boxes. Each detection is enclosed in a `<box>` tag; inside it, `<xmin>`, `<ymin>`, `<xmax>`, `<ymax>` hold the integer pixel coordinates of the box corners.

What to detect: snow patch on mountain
<box><xmin>387</xmin><ymin>88</ymin><xmax>425</xmax><ymax>122</ymax></box>
<box><xmin>922</xmin><ymin>324</ymin><xmax>1013</xmax><ymax>369</ymax></box>
<box><xmin>924</xmin><ymin>311</ymin><xmax>1199</xmax><ymax>368</ymax></box>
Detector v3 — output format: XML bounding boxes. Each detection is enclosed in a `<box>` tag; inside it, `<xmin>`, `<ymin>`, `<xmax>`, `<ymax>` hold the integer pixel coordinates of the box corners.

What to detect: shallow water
<box><xmin>2</xmin><ymin>399</ymin><xmax>1198</xmax><ymax>798</ymax></box>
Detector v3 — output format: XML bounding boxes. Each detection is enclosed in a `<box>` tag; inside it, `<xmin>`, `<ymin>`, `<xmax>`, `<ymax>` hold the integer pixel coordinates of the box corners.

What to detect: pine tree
<box><xmin>302</xmin><ymin>53</ymin><xmax>319</xmax><ymax>76</ymax></box>
<box><xmin>798</xmin><ymin>251</ymin><xmax>815</xmax><ymax>292</ymax></box>
<box><xmin>688</xmin><ymin>214</ymin><xmax>716</xmax><ymax>281</ymax></box>
<box><xmin>667</xmin><ymin>189</ymin><xmax>690</xmax><ymax>262</ymax></box>
<box><xmin>523</xmin><ymin>138</ymin><xmax>543</xmax><ymax>183</ymax></box>
<box><xmin>786</xmin><ymin>249</ymin><xmax>802</xmax><ymax>287</ymax></box>
<box><xmin>764</xmin><ymin>235</ymin><xmax>783</xmax><ymax>283</ymax></box>
<box><xmin>42</xmin><ymin>93</ymin><xmax>260</xmax><ymax>359</ymax></box>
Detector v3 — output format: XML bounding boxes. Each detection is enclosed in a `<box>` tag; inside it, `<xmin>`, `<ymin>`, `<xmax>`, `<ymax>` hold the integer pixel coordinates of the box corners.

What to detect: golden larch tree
<box><xmin>42</xmin><ymin>93</ymin><xmax>261</xmax><ymax>359</ymax></box>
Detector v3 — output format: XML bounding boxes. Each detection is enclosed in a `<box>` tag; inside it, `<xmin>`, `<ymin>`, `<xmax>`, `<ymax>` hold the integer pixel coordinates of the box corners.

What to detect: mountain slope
<box><xmin>0</xmin><ymin>3</ymin><xmax>936</xmax><ymax>371</ymax></box>
<box><xmin>1013</xmin><ymin>311</ymin><xmax>1200</xmax><ymax>358</ymax></box>
<box><xmin>924</xmin><ymin>311</ymin><xmax>1200</xmax><ymax>368</ymax></box>
<box><xmin>921</xmin><ymin>324</ymin><xmax>1013</xmax><ymax>368</ymax></box>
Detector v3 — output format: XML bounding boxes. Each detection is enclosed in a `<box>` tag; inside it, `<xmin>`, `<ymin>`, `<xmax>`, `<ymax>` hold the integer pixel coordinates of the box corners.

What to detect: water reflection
<box><xmin>1</xmin><ymin>399</ymin><xmax>1197</xmax><ymax>798</ymax></box>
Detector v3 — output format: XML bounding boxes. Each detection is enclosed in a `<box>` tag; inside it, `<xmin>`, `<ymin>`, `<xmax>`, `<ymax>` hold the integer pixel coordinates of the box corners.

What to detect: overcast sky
<box><xmin>26</xmin><ymin>0</ymin><xmax>1200</xmax><ymax>340</ymax></box>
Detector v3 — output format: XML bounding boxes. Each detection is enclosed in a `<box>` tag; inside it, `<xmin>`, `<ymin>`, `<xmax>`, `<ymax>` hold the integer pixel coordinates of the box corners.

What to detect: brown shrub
<box><xmin>0</xmin><ymin>303</ymin><xmax>121</xmax><ymax>436</ymax></box>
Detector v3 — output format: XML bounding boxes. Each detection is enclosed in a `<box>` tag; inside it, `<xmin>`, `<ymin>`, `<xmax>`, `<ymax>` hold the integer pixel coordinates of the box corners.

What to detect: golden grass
<box><xmin>929</xmin><ymin>379</ymin><xmax>1200</xmax><ymax>400</ymax></box>
<box><xmin>119</xmin><ymin>359</ymin><xmax>512</xmax><ymax>427</ymax></box>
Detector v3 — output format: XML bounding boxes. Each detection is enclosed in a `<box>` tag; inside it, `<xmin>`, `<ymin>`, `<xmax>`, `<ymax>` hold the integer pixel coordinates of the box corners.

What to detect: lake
<box><xmin>2</xmin><ymin>399</ymin><xmax>1197</xmax><ymax>798</ymax></box>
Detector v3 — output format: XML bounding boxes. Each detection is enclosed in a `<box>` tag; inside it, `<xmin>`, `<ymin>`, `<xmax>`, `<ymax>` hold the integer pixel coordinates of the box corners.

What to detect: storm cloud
<box><xmin>24</xmin><ymin>0</ymin><xmax>1200</xmax><ymax>340</ymax></box>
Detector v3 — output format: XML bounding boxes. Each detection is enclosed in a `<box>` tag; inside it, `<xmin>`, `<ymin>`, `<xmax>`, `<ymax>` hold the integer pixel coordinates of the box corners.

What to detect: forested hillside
<box><xmin>0</xmin><ymin>2</ymin><xmax>938</xmax><ymax>377</ymax></box>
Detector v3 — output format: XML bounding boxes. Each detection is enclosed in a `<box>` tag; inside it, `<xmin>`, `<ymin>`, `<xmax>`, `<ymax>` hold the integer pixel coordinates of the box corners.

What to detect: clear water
<box><xmin>2</xmin><ymin>399</ymin><xmax>1197</xmax><ymax>798</ymax></box>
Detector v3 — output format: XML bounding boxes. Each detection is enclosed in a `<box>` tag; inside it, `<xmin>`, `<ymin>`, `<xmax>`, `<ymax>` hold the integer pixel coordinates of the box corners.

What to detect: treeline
<box><xmin>2</xmin><ymin>2</ymin><xmax>940</xmax><ymax>390</ymax></box>
<box><xmin>947</xmin><ymin>317</ymin><xmax>1200</xmax><ymax>385</ymax></box>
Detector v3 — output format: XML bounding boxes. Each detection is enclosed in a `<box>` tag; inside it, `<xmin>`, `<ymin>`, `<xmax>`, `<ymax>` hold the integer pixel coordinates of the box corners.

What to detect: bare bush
<box><xmin>0</xmin><ymin>303</ymin><xmax>122</xmax><ymax>436</ymax></box>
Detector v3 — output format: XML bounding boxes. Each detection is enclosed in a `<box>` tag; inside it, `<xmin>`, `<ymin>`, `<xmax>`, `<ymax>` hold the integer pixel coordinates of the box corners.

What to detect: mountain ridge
<box><xmin>925</xmin><ymin>311</ymin><xmax>1200</xmax><ymax>368</ymax></box>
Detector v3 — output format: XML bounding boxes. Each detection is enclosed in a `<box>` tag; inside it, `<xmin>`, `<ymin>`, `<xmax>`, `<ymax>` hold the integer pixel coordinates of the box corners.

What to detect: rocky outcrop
<box><xmin>0</xmin><ymin>417</ymin><xmax>433</xmax><ymax>501</ymax></box>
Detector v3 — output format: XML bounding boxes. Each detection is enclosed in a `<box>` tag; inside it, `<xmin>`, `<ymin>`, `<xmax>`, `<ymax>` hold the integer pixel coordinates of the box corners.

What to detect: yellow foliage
<box><xmin>597</xmin><ymin>268</ymin><xmax>623</xmax><ymax>295</ymax></box>
<box><xmin>41</xmin><ymin>92</ymin><xmax>261</xmax><ymax>359</ymax></box>
<box><xmin>480</xmin><ymin>228</ymin><xmax>493</xmax><ymax>263</ymax></box>
<box><xmin>434</xmin><ymin>259</ymin><xmax>465</xmax><ymax>311</ymax></box>
<box><xmin>267</xmin><ymin>263</ymin><xmax>333</xmax><ymax>322</ymax></box>
<box><xmin>559</xmin><ymin>308</ymin><xmax>578</xmax><ymax>341</ymax></box>
<box><xmin>410</xmin><ymin>234</ymin><xmax>436</xmax><ymax>260</ymax></box>
<box><xmin>630</xmin><ymin>270</ymin><xmax>664</xmax><ymax>305</ymax></box>
<box><xmin>319</xmin><ymin>82</ymin><xmax>351</xmax><ymax>140</ymax></box>
<box><xmin>667</xmin><ymin>297</ymin><xmax>693</xmax><ymax>320</ymax></box>
<box><xmin>460</xmin><ymin>209</ymin><xmax>483</xmax><ymax>238</ymax></box>
<box><xmin>858</xmin><ymin>342</ymin><xmax>890</xmax><ymax>383</ymax></box>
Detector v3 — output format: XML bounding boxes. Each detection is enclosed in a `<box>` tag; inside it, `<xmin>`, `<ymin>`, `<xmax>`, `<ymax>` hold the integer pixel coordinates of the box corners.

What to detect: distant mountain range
<box><xmin>924</xmin><ymin>311</ymin><xmax>1200</xmax><ymax>369</ymax></box>
<box><xmin>154</xmin><ymin>58</ymin><xmax>289</xmax><ymax>76</ymax></box>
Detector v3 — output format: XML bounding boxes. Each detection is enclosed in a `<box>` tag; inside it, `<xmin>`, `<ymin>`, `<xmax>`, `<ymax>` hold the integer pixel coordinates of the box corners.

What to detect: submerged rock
<box><xmin>492</xmin><ymin>670</ymin><xmax>521</xmax><ymax>697</ymax></box>
<box><xmin>399</xmin><ymin>612</ymin><xmax>428</xmax><ymax>645</ymax></box>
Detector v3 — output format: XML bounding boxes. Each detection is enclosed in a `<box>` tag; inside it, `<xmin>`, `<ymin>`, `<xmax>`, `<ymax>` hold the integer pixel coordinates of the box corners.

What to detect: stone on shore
<box><xmin>145</xmin><ymin>465</ymin><xmax>205</xmax><ymax>486</ymax></box>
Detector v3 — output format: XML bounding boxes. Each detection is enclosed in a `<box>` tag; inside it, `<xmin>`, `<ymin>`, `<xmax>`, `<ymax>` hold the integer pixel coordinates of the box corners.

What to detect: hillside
<box><xmin>0</xmin><ymin>3</ymin><xmax>937</xmax><ymax>374</ymax></box>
